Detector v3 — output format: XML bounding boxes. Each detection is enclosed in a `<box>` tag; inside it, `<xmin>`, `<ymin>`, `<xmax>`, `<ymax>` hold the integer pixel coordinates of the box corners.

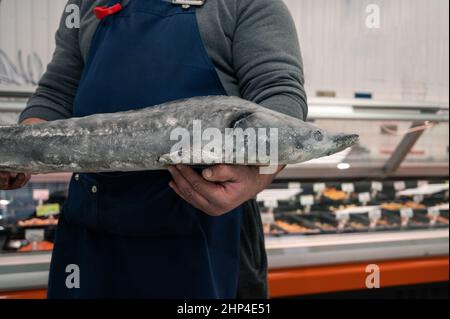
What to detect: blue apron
<box><xmin>48</xmin><ymin>0</ymin><xmax>241</xmax><ymax>299</ymax></box>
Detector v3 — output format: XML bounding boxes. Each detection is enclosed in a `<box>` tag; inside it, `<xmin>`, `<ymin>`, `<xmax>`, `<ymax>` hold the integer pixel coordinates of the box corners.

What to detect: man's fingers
<box><xmin>168</xmin><ymin>180</ymin><xmax>212</xmax><ymax>213</ymax></box>
<box><xmin>167</xmin><ymin>166</ymin><xmax>211</xmax><ymax>206</ymax></box>
<box><xmin>175</xmin><ymin>165</ymin><xmax>220</xmax><ymax>195</ymax></box>
<box><xmin>167</xmin><ymin>166</ymin><xmax>196</xmax><ymax>198</ymax></box>
<box><xmin>202</xmin><ymin>165</ymin><xmax>239</xmax><ymax>183</ymax></box>
<box><xmin>0</xmin><ymin>172</ymin><xmax>30</xmax><ymax>190</ymax></box>
<box><xmin>10</xmin><ymin>173</ymin><xmax>31</xmax><ymax>189</ymax></box>
<box><xmin>0</xmin><ymin>173</ymin><xmax>11</xmax><ymax>189</ymax></box>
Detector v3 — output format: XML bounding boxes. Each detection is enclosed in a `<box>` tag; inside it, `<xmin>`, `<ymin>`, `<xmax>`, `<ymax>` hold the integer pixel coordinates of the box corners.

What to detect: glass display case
<box><xmin>0</xmin><ymin>97</ymin><xmax>448</xmax><ymax>296</ymax></box>
<box><xmin>260</xmin><ymin>179</ymin><xmax>448</xmax><ymax>268</ymax></box>
<box><xmin>278</xmin><ymin>98</ymin><xmax>449</xmax><ymax>180</ymax></box>
<box><xmin>0</xmin><ymin>174</ymin><xmax>68</xmax><ymax>253</ymax></box>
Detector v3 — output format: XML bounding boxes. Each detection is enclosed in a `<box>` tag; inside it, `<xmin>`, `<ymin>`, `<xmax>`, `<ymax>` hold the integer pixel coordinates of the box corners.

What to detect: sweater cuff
<box><xmin>19</xmin><ymin>105</ymin><xmax>70</xmax><ymax>123</ymax></box>
<box><xmin>259</xmin><ymin>94</ymin><xmax>307</xmax><ymax>121</ymax></box>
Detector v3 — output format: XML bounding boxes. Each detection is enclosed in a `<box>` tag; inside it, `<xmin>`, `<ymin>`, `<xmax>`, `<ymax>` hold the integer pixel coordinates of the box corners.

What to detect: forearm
<box><xmin>19</xmin><ymin>0</ymin><xmax>83</xmax><ymax>123</ymax></box>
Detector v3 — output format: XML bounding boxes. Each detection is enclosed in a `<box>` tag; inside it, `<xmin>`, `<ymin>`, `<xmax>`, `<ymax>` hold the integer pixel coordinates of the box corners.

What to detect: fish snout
<box><xmin>332</xmin><ymin>133</ymin><xmax>360</xmax><ymax>150</ymax></box>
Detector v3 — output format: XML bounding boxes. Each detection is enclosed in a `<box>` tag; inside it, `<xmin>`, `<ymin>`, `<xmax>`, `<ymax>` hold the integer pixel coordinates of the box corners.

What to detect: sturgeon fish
<box><xmin>0</xmin><ymin>96</ymin><xmax>358</xmax><ymax>173</ymax></box>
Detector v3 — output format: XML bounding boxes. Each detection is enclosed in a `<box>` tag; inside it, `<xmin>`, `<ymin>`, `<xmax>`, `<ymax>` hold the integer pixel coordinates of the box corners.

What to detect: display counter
<box><xmin>0</xmin><ymin>227</ymin><xmax>448</xmax><ymax>298</ymax></box>
<box><xmin>0</xmin><ymin>98</ymin><xmax>448</xmax><ymax>298</ymax></box>
<box><xmin>0</xmin><ymin>252</ymin><xmax>50</xmax><ymax>294</ymax></box>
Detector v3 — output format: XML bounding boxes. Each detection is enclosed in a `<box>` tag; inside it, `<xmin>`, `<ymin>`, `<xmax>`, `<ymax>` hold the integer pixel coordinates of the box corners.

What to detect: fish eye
<box><xmin>313</xmin><ymin>130</ymin><xmax>324</xmax><ymax>141</ymax></box>
<box><xmin>295</xmin><ymin>141</ymin><xmax>304</xmax><ymax>150</ymax></box>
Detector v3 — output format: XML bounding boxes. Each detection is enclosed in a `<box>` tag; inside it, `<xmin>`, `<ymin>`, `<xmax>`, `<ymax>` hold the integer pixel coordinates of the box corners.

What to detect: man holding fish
<box><xmin>0</xmin><ymin>0</ymin><xmax>307</xmax><ymax>298</ymax></box>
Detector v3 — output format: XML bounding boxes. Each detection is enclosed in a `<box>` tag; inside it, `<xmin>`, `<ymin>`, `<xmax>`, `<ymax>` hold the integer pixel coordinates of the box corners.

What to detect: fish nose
<box><xmin>332</xmin><ymin>134</ymin><xmax>360</xmax><ymax>148</ymax></box>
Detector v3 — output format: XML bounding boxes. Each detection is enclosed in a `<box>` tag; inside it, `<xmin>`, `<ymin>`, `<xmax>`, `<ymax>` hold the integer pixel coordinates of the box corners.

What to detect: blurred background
<box><xmin>0</xmin><ymin>0</ymin><xmax>448</xmax><ymax>299</ymax></box>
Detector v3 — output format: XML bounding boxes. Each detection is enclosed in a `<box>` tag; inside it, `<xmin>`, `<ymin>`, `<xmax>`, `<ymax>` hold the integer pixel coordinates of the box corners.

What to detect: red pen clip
<box><xmin>94</xmin><ymin>3</ymin><xmax>123</xmax><ymax>20</ymax></box>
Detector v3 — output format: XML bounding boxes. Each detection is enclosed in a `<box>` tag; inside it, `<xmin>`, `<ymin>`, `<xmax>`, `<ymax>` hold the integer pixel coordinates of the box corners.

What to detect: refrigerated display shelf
<box><xmin>0</xmin><ymin>98</ymin><xmax>447</xmax><ymax>298</ymax></box>
<box><xmin>0</xmin><ymin>228</ymin><xmax>447</xmax><ymax>296</ymax></box>
<box><xmin>266</xmin><ymin>228</ymin><xmax>448</xmax><ymax>269</ymax></box>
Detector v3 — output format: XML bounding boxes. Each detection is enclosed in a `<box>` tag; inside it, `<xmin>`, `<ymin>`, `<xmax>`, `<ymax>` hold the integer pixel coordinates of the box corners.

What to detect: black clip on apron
<box><xmin>48</xmin><ymin>0</ymin><xmax>241</xmax><ymax>299</ymax></box>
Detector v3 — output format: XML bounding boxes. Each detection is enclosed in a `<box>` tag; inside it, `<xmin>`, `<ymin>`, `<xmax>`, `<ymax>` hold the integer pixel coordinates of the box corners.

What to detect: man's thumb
<box><xmin>202</xmin><ymin>165</ymin><xmax>234</xmax><ymax>183</ymax></box>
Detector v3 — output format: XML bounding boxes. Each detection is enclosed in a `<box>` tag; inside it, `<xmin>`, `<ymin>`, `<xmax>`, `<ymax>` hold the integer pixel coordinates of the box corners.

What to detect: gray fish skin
<box><xmin>0</xmin><ymin>96</ymin><xmax>359</xmax><ymax>174</ymax></box>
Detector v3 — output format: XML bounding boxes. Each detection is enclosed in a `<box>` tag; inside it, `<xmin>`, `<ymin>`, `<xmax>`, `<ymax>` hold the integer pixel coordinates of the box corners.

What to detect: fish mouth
<box><xmin>229</xmin><ymin>111</ymin><xmax>255</xmax><ymax>128</ymax></box>
<box><xmin>332</xmin><ymin>134</ymin><xmax>360</xmax><ymax>151</ymax></box>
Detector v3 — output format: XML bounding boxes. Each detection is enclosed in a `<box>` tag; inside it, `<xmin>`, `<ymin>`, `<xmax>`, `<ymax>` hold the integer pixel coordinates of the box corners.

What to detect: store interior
<box><xmin>0</xmin><ymin>0</ymin><xmax>449</xmax><ymax>299</ymax></box>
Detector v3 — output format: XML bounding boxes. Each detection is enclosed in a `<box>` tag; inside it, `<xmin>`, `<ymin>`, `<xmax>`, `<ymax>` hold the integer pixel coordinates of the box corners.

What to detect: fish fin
<box><xmin>157</xmin><ymin>152</ymin><xmax>185</xmax><ymax>165</ymax></box>
<box><xmin>157</xmin><ymin>148</ymin><xmax>195</xmax><ymax>165</ymax></box>
<box><xmin>157</xmin><ymin>149</ymin><xmax>223</xmax><ymax>165</ymax></box>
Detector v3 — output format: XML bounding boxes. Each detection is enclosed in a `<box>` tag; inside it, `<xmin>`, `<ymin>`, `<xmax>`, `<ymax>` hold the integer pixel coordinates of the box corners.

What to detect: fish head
<box><xmin>277</xmin><ymin>117</ymin><xmax>360</xmax><ymax>164</ymax></box>
<box><xmin>231</xmin><ymin>109</ymin><xmax>359</xmax><ymax>164</ymax></box>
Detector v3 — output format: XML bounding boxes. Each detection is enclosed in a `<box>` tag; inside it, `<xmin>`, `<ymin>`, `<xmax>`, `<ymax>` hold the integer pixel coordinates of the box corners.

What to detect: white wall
<box><xmin>284</xmin><ymin>0</ymin><xmax>449</xmax><ymax>103</ymax></box>
<box><xmin>0</xmin><ymin>0</ymin><xmax>66</xmax><ymax>91</ymax></box>
<box><xmin>0</xmin><ymin>0</ymin><xmax>449</xmax><ymax>103</ymax></box>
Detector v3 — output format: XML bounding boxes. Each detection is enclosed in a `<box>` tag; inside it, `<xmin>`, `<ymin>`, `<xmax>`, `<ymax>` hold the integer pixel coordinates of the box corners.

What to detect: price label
<box><xmin>288</xmin><ymin>182</ymin><xmax>301</xmax><ymax>189</ymax></box>
<box><xmin>264</xmin><ymin>200</ymin><xmax>278</xmax><ymax>208</ymax></box>
<box><xmin>427</xmin><ymin>207</ymin><xmax>440</xmax><ymax>218</ymax></box>
<box><xmin>341</xmin><ymin>183</ymin><xmax>355</xmax><ymax>193</ymax></box>
<box><xmin>413</xmin><ymin>195</ymin><xmax>424</xmax><ymax>203</ymax></box>
<box><xmin>336</xmin><ymin>212</ymin><xmax>350</xmax><ymax>221</ymax></box>
<box><xmin>369</xmin><ymin>209</ymin><xmax>382</xmax><ymax>220</ymax></box>
<box><xmin>418</xmin><ymin>180</ymin><xmax>429</xmax><ymax>187</ymax></box>
<box><xmin>371</xmin><ymin>181</ymin><xmax>383</xmax><ymax>192</ymax></box>
<box><xmin>25</xmin><ymin>229</ymin><xmax>45</xmax><ymax>242</ymax></box>
<box><xmin>313</xmin><ymin>183</ymin><xmax>326</xmax><ymax>193</ymax></box>
<box><xmin>36</xmin><ymin>204</ymin><xmax>60</xmax><ymax>217</ymax></box>
<box><xmin>32</xmin><ymin>189</ymin><xmax>50</xmax><ymax>201</ymax></box>
<box><xmin>261</xmin><ymin>212</ymin><xmax>275</xmax><ymax>224</ymax></box>
<box><xmin>300</xmin><ymin>195</ymin><xmax>314</xmax><ymax>206</ymax></box>
<box><xmin>394</xmin><ymin>181</ymin><xmax>406</xmax><ymax>191</ymax></box>
<box><xmin>400</xmin><ymin>208</ymin><xmax>414</xmax><ymax>219</ymax></box>
<box><xmin>358</xmin><ymin>192</ymin><xmax>371</xmax><ymax>204</ymax></box>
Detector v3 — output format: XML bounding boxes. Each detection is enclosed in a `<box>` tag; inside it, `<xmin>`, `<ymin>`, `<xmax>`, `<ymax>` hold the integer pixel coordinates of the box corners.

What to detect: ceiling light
<box><xmin>337</xmin><ymin>163</ymin><xmax>351</xmax><ymax>170</ymax></box>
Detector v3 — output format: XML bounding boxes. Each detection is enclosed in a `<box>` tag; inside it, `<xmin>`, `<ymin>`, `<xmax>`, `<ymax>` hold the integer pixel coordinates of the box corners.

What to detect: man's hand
<box><xmin>168</xmin><ymin>164</ymin><xmax>284</xmax><ymax>216</ymax></box>
<box><xmin>0</xmin><ymin>117</ymin><xmax>46</xmax><ymax>190</ymax></box>
<box><xmin>0</xmin><ymin>173</ymin><xmax>31</xmax><ymax>190</ymax></box>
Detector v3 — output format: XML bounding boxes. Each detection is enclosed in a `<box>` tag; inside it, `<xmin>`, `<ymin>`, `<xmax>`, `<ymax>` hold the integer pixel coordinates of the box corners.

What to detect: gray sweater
<box><xmin>18</xmin><ymin>0</ymin><xmax>307</xmax><ymax>299</ymax></box>
<box><xmin>19</xmin><ymin>0</ymin><xmax>307</xmax><ymax>122</ymax></box>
